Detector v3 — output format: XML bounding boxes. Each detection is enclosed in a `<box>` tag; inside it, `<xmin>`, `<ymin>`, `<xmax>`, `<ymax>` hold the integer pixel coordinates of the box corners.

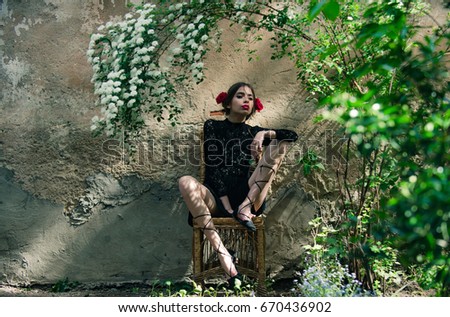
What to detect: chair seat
<box><xmin>192</xmin><ymin>217</ymin><xmax>266</xmax><ymax>295</ymax></box>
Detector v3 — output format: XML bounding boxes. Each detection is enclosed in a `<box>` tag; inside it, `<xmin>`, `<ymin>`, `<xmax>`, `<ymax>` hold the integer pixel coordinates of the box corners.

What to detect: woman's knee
<box><xmin>270</xmin><ymin>139</ymin><xmax>289</xmax><ymax>152</ymax></box>
<box><xmin>263</xmin><ymin>140</ymin><xmax>289</xmax><ymax>164</ymax></box>
<box><xmin>178</xmin><ymin>175</ymin><xmax>198</xmax><ymax>193</ymax></box>
<box><xmin>277</xmin><ymin>141</ymin><xmax>290</xmax><ymax>160</ymax></box>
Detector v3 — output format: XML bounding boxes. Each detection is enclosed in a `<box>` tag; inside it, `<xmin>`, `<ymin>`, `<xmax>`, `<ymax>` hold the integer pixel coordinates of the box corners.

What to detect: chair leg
<box><xmin>192</xmin><ymin>226</ymin><xmax>203</xmax><ymax>285</ymax></box>
<box><xmin>256</xmin><ymin>221</ymin><xmax>267</xmax><ymax>296</ymax></box>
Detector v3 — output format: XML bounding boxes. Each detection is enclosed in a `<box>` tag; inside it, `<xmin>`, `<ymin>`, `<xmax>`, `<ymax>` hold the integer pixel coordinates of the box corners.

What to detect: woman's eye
<box><xmin>235</xmin><ymin>93</ymin><xmax>253</xmax><ymax>100</ymax></box>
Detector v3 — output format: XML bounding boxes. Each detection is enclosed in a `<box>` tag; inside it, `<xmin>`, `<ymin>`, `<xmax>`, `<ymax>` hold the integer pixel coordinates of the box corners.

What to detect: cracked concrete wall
<box><xmin>0</xmin><ymin>0</ymin><xmax>447</xmax><ymax>286</ymax></box>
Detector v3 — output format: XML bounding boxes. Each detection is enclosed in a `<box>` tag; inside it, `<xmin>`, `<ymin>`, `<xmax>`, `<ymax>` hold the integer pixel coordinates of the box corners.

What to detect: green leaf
<box><xmin>315</xmin><ymin>163</ymin><xmax>325</xmax><ymax>171</ymax></box>
<box><xmin>308</xmin><ymin>0</ymin><xmax>327</xmax><ymax>21</ymax></box>
<box><xmin>303</xmin><ymin>164</ymin><xmax>311</xmax><ymax>175</ymax></box>
<box><xmin>320</xmin><ymin>44</ymin><xmax>338</xmax><ymax>59</ymax></box>
<box><xmin>322</xmin><ymin>0</ymin><xmax>340</xmax><ymax>21</ymax></box>
<box><xmin>308</xmin><ymin>0</ymin><xmax>340</xmax><ymax>21</ymax></box>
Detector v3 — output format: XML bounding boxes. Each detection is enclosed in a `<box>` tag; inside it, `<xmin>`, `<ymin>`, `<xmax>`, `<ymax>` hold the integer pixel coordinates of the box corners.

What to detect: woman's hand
<box><xmin>220</xmin><ymin>196</ymin><xmax>234</xmax><ymax>215</ymax></box>
<box><xmin>252</xmin><ymin>130</ymin><xmax>275</xmax><ymax>160</ymax></box>
<box><xmin>251</xmin><ymin>132</ymin><xmax>265</xmax><ymax>161</ymax></box>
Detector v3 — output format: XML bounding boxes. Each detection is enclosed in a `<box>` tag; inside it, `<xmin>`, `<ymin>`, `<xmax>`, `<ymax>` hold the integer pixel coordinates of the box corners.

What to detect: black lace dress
<box><xmin>188</xmin><ymin>118</ymin><xmax>298</xmax><ymax>226</ymax></box>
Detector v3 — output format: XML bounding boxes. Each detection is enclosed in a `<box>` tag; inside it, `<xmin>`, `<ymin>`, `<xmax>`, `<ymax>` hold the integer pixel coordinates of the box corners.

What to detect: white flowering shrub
<box><xmin>87</xmin><ymin>0</ymin><xmax>305</xmax><ymax>141</ymax></box>
<box><xmin>87</xmin><ymin>1</ymin><xmax>212</xmax><ymax>139</ymax></box>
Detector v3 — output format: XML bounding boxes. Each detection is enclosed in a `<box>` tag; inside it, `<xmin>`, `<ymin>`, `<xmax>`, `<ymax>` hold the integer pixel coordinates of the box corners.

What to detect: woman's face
<box><xmin>229</xmin><ymin>86</ymin><xmax>254</xmax><ymax>116</ymax></box>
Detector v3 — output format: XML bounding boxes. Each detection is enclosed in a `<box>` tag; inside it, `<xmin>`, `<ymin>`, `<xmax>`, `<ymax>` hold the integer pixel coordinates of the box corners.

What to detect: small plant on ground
<box><xmin>294</xmin><ymin>257</ymin><xmax>370</xmax><ymax>297</ymax></box>
<box><xmin>294</xmin><ymin>217</ymin><xmax>370</xmax><ymax>297</ymax></box>
<box><xmin>146</xmin><ymin>278</ymin><xmax>256</xmax><ymax>297</ymax></box>
<box><xmin>51</xmin><ymin>277</ymin><xmax>80</xmax><ymax>293</ymax></box>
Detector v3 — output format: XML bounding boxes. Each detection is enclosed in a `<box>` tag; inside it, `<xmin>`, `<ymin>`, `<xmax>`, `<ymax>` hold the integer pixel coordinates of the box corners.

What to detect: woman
<box><xmin>179</xmin><ymin>82</ymin><xmax>298</xmax><ymax>287</ymax></box>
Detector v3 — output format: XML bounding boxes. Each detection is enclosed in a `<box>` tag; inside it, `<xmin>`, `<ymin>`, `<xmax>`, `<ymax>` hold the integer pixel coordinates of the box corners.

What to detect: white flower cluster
<box><xmin>167</xmin><ymin>8</ymin><xmax>210</xmax><ymax>84</ymax></box>
<box><xmin>87</xmin><ymin>3</ymin><xmax>159</xmax><ymax>136</ymax></box>
<box><xmin>87</xmin><ymin>1</ymin><xmax>213</xmax><ymax>138</ymax></box>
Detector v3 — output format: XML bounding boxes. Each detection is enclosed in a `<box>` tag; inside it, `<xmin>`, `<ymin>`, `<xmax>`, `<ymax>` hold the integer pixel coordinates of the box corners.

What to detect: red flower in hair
<box><xmin>255</xmin><ymin>98</ymin><xmax>264</xmax><ymax>112</ymax></box>
<box><xmin>215</xmin><ymin>92</ymin><xmax>228</xmax><ymax>104</ymax></box>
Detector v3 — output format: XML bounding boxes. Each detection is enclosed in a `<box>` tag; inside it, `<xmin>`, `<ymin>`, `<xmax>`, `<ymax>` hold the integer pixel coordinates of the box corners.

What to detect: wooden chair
<box><xmin>192</xmin><ymin>217</ymin><xmax>267</xmax><ymax>295</ymax></box>
<box><xmin>191</xmin><ymin>112</ymin><xmax>267</xmax><ymax>296</ymax></box>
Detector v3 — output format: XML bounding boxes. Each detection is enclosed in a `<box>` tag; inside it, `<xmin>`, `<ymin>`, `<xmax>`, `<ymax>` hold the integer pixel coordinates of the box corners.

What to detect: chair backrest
<box><xmin>199</xmin><ymin>128</ymin><xmax>205</xmax><ymax>184</ymax></box>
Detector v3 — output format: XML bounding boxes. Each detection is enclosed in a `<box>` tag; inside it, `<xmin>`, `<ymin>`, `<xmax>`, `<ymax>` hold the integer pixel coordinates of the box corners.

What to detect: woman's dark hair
<box><xmin>222</xmin><ymin>82</ymin><xmax>257</xmax><ymax>120</ymax></box>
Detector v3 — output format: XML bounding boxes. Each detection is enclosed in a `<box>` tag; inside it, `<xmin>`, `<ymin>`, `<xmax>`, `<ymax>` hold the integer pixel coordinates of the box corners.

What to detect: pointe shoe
<box><xmin>232</xmin><ymin>209</ymin><xmax>256</xmax><ymax>232</ymax></box>
<box><xmin>228</xmin><ymin>273</ymin><xmax>244</xmax><ymax>289</ymax></box>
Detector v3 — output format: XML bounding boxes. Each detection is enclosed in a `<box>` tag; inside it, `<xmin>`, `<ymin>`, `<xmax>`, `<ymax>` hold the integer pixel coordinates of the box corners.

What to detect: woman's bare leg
<box><xmin>178</xmin><ymin>176</ymin><xmax>238</xmax><ymax>278</ymax></box>
<box><xmin>236</xmin><ymin>140</ymin><xmax>289</xmax><ymax>220</ymax></box>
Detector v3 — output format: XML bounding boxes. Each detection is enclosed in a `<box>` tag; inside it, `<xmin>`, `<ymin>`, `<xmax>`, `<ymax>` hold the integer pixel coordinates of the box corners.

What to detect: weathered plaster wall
<box><xmin>0</xmin><ymin>0</ymin><xmax>316</xmax><ymax>285</ymax></box>
<box><xmin>0</xmin><ymin>0</ymin><xmax>447</xmax><ymax>286</ymax></box>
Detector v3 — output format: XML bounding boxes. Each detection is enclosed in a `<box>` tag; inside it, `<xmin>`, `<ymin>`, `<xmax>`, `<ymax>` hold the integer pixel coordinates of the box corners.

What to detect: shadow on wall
<box><xmin>0</xmin><ymin>114</ymin><xmax>325</xmax><ymax>286</ymax></box>
<box><xmin>264</xmin><ymin>185</ymin><xmax>319</xmax><ymax>278</ymax></box>
<box><xmin>0</xmin><ymin>167</ymin><xmax>193</xmax><ymax>285</ymax></box>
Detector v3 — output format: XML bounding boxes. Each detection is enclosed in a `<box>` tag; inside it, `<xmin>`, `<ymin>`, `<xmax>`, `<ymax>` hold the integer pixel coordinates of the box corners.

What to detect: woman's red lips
<box><xmin>242</xmin><ymin>105</ymin><xmax>249</xmax><ymax>110</ymax></box>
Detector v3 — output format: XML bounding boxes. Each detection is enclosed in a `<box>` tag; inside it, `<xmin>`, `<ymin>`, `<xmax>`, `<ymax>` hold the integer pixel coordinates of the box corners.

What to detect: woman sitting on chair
<box><xmin>178</xmin><ymin>82</ymin><xmax>298</xmax><ymax>287</ymax></box>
